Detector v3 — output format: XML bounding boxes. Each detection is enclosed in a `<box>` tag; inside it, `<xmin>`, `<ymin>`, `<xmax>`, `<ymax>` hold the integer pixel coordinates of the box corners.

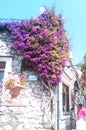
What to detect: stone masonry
<box><xmin>0</xmin><ymin>32</ymin><xmax>56</xmax><ymax>130</ymax></box>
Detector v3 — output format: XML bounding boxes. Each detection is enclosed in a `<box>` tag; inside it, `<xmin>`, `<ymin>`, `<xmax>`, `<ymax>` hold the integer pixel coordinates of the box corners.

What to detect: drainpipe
<box><xmin>57</xmin><ymin>84</ymin><xmax>60</xmax><ymax>130</ymax></box>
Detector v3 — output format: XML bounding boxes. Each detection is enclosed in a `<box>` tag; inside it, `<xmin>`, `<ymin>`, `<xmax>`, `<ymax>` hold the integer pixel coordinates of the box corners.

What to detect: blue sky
<box><xmin>0</xmin><ymin>0</ymin><xmax>86</xmax><ymax>65</ymax></box>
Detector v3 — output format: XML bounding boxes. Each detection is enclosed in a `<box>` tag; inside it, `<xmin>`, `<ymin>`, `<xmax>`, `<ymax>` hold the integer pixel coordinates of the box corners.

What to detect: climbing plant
<box><xmin>0</xmin><ymin>9</ymin><xmax>70</xmax><ymax>87</ymax></box>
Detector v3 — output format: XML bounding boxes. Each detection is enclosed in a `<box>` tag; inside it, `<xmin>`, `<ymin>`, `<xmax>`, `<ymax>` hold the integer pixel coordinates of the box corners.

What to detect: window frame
<box><xmin>0</xmin><ymin>56</ymin><xmax>12</xmax><ymax>81</ymax></box>
<box><xmin>62</xmin><ymin>83</ymin><xmax>69</xmax><ymax>115</ymax></box>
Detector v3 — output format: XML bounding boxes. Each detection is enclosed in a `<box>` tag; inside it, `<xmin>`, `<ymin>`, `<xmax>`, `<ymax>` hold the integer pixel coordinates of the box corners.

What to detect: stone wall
<box><xmin>0</xmin><ymin>81</ymin><xmax>56</xmax><ymax>130</ymax></box>
<box><xmin>0</xmin><ymin>82</ymin><xmax>51</xmax><ymax>130</ymax></box>
<box><xmin>0</xmin><ymin>31</ymin><xmax>23</xmax><ymax>74</ymax></box>
<box><xmin>0</xmin><ymin>32</ymin><xmax>56</xmax><ymax>130</ymax></box>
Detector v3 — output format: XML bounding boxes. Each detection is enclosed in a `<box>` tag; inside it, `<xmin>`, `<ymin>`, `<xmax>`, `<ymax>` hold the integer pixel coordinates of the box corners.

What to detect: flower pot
<box><xmin>8</xmin><ymin>85</ymin><xmax>24</xmax><ymax>104</ymax></box>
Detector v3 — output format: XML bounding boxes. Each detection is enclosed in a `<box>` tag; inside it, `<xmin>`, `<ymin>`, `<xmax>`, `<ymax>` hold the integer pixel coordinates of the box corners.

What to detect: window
<box><xmin>0</xmin><ymin>62</ymin><xmax>6</xmax><ymax>83</ymax></box>
<box><xmin>0</xmin><ymin>57</ymin><xmax>12</xmax><ymax>87</ymax></box>
<box><xmin>63</xmin><ymin>84</ymin><xmax>69</xmax><ymax>114</ymax></box>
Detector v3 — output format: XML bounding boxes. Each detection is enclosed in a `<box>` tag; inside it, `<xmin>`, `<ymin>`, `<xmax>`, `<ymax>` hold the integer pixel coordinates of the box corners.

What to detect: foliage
<box><xmin>0</xmin><ymin>9</ymin><xmax>70</xmax><ymax>87</ymax></box>
<box><xmin>81</xmin><ymin>54</ymin><xmax>86</xmax><ymax>76</ymax></box>
<box><xmin>79</xmin><ymin>53</ymin><xmax>86</xmax><ymax>87</ymax></box>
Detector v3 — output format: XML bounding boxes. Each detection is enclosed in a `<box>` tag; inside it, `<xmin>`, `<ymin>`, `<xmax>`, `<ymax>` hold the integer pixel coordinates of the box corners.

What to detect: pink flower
<box><xmin>3</xmin><ymin>73</ymin><xmax>27</xmax><ymax>89</ymax></box>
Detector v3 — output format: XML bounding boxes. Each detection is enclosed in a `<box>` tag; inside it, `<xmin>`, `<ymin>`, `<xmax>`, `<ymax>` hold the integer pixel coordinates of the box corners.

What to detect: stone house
<box><xmin>0</xmin><ymin>30</ymin><xmax>78</xmax><ymax>130</ymax></box>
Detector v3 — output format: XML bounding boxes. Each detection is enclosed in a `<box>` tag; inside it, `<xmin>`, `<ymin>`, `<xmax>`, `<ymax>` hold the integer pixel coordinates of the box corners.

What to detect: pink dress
<box><xmin>77</xmin><ymin>107</ymin><xmax>86</xmax><ymax>120</ymax></box>
<box><xmin>76</xmin><ymin>108</ymin><xmax>86</xmax><ymax>130</ymax></box>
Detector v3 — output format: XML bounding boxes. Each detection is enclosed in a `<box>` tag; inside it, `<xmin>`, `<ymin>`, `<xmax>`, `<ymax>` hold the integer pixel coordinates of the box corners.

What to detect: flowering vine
<box><xmin>0</xmin><ymin>10</ymin><xmax>70</xmax><ymax>87</ymax></box>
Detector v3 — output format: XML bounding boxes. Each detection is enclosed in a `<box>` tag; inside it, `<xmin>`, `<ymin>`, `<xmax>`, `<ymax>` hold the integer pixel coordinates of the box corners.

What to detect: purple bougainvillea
<box><xmin>0</xmin><ymin>10</ymin><xmax>70</xmax><ymax>87</ymax></box>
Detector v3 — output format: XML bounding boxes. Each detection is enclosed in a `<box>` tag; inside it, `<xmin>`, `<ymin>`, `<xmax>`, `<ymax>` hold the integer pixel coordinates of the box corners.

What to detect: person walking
<box><xmin>70</xmin><ymin>107</ymin><xmax>76</xmax><ymax>129</ymax></box>
<box><xmin>76</xmin><ymin>103</ymin><xmax>86</xmax><ymax>130</ymax></box>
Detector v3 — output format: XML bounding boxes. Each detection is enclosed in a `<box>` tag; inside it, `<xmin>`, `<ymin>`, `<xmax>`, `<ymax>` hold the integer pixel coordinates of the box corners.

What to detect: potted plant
<box><xmin>3</xmin><ymin>73</ymin><xmax>27</xmax><ymax>104</ymax></box>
